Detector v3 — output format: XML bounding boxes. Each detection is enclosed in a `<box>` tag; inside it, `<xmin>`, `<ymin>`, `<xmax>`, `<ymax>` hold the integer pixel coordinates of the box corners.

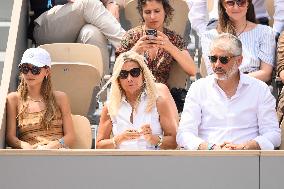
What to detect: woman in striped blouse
<box><xmin>200</xmin><ymin>0</ymin><xmax>276</xmax><ymax>82</ymax></box>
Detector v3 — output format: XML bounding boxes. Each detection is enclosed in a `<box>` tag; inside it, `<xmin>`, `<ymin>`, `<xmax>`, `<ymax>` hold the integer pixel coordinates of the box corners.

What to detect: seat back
<box><xmin>168</xmin><ymin>62</ymin><xmax>188</xmax><ymax>89</ymax></box>
<box><xmin>40</xmin><ymin>43</ymin><xmax>103</xmax><ymax>77</ymax></box>
<box><xmin>200</xmin><ymin>58</ymin><xmax>208</xmax><ymax>78</ymax></box>
<box><xmin>124</xmin><ymin>0</ymin><xmax>189</xmax><ymax>36</ymax></box>
<box><xmin>70</xmin><ymin>114</ymin><xmax>92</xmax><ymax>149</ymax></box>
<box><xmin>40</xmin><ymin>43</ymin><xmax>103</xmax><ymax>116</ymax></box>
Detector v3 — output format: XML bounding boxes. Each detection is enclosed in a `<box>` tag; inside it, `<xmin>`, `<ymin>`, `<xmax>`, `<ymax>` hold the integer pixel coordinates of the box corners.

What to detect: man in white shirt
<box><xmin>176</xmin><ymin>33</ymin><xmax>281</xmax><ymax>150</ymax></box>
<box><xmin>187</xmin><ymin>0</ymin><xmax>284</xmax><ymax>36</ymax></box>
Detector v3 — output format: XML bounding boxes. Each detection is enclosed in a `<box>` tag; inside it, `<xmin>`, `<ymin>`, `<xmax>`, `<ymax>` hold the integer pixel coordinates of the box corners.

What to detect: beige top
<box><xmin>18</xmin><ymin>109</ymin><xmax>64</xmax><ymax>146</ymax></box>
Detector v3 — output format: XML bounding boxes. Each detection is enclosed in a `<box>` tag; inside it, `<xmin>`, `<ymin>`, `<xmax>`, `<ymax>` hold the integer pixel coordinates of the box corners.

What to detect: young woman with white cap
<box><xmin>6</xmin><ymin>47</ymin><xmax>75</xmax><ymax>149</ymax></box>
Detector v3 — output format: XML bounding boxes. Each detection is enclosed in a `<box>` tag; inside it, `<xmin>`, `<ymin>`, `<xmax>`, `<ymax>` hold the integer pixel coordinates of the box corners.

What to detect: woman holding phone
<box><xmin>116</xmin><ymin>0</ymin><xmax>195</xmax><ymax>85</ymax></box>
<box><xmin>96</xmin><ymin>51</ymin><xmax>178</xmax><ymax>149</ymax></box>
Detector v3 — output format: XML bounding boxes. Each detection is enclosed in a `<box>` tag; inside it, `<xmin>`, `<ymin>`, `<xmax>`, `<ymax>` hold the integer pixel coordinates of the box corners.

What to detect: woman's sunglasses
<box><xmin>208</xmin><ymin>55</ymin><xmax>237</xmax><ymax>64</ymax></box>
<box><xmin>19</xmin><ymin>64</ymin><xmax>47</xmax><ymax>75</ymax></box>
<box><xmin>119</xmin><ymin>68</ymin><xmax>141</xmax><ymax>79</ymax></box>
<box><xmin>224</xmin><ymin>0</ymin><xmax>247</xmax><ymax>7</ymax></box>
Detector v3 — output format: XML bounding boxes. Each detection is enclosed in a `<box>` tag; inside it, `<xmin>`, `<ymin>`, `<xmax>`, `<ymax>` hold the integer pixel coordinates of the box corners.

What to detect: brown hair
<box><xmin>217</xmin><ymin>0</ymin><xmax>256</xmax><ymax>35</ymax></box>
<box><xmin>137</xmin><ymin>0</ymin><xmax>174</xmax><ymax>25</ymax></box>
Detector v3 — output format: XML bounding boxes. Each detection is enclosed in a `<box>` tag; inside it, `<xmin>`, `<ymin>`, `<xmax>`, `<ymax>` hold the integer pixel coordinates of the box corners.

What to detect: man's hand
<box><xmin>106</xmin><ymin>2</ymin><xmax>120</xmax><ymax>21</ymax></box>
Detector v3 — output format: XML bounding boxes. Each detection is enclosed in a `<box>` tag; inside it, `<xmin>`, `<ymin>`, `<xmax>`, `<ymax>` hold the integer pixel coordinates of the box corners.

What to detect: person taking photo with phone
<box><xmin>116</xmin><ymin>0</ymin><xmax>195</xmax><ymax>85</ymax></box>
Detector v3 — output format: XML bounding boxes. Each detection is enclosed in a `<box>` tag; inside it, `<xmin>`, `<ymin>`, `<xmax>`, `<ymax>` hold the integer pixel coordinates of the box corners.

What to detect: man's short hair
<box><xmin>210</xmin><ymin>33</ymin><xmax>242</xmax><ymax>56</ymax></box>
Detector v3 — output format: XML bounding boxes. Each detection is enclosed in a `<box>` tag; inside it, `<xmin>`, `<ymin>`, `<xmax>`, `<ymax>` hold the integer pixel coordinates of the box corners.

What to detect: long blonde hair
<box><xmin>17</xmin><ymin>74</ymin><xmax>59</xmax><ymax>129</ymax></box>
<box><xmin>100</xmin><ymin>51</ymin><xmax>158</xmax><ymax>117</ymax></box>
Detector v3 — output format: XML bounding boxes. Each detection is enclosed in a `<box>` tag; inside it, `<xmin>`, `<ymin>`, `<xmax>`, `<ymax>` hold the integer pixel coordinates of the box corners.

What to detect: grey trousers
<box><xmin>34</xmin><ymin>0</ymin><xmax>126</xmax><ymax>75</ymax></box>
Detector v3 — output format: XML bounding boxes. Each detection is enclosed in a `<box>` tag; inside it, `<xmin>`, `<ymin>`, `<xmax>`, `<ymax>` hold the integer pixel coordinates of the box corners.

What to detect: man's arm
<box><xmin>176</xmin><ymin>81</ymin><xmax>205</xmax><ymax>150</ymax></box>
<box><xmin>273</xmin><ymin>0</ymin><xmax>284</xmax><ymax>34</ymax></box>
<box><xmin>255</xmin><ymin>85</ymin><xmax>281</xmax><ymax>149</ymax></box>
<box><xmin>187</xmin><ymin>0</ymin><xmax>208</xmax><ymax>37</ymax></box>
<box><xmin>101</xmin><ymin>0</ymin><xmax>120</xmax><ymax>20</ymax></box>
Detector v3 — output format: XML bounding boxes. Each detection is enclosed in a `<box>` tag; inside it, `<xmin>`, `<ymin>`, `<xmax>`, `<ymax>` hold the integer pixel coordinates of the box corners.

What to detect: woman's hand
<box><xmin>20</xmin><ymin>142</ymin><xmax>33</xmax><ymax>149</ymax></box>
<box><xmin>131</xmin><ymin>35</ymin><xmax>156</xmax><ymax>54</ymax></box>
<box><xmin>140</xmin><ymin>124</ymin><xmax>153</xmax><ymax>142</ymax></box>
<box><xmin>151</xmin><ymin>31</ymin><xmax>174</xmax><ymax>52</ymax></box>
<box><xmin>116</xmin><ymin>129</ymin><xmax>141</xmax><ymax>144</ymax></box>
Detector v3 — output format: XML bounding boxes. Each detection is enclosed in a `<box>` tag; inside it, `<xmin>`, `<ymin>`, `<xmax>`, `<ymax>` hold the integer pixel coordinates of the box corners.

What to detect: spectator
<box><xmin>187</xmin><ymin>0</ymin><xmax>284</xmax><ymax>36</ymax></box>
<box><xmin>177</xmin><ymin>33</ymin><xmax>281</xmax><ymax>150</ymax></box>
<box><xmin>276</xmin><ymin>32</ymin><xmax>284</xmax><ymax>123</ymax></box>
<box><xmin>29</xmin><ymin>0</ymin><xmax>126</xmax><ymax>75</ymax></box>
<box><xmin>96</xmin><ymin>51</ymin><xmax>178</xmax><ymax>149</ymax></box>
<box><xmin>200</xmin><ymin>0</ymin><xmax>276</xmax><ymax>82</ymax></box>
<box><xmin>6</xmin><ymin>48</ymin><xmax>75</xmax><ymax>149</ymax></box>
<box><xmin>116</xmin><ymin>0</ymin><xmax>195</xmax><ymax>85</ymax></box>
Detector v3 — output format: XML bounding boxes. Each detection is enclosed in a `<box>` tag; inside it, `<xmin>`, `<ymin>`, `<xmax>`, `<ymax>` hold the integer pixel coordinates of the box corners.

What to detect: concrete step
<box><xmin>0</xmin><ymin>0</ymin><xmax>14</xmax><ymax>22</ymax></box>
<box><xmin>0</xmin><ymin>22</ymin><xmax>10</xmax><ymax>52</ymax></box>
<box><xmin>0</xmin><ymin>51</ymin><xmax>5</xmax><ymax>83</ymax></box>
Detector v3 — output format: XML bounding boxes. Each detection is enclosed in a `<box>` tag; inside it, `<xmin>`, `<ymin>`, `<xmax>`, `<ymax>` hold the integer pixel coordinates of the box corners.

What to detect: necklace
<box><xmin>27</xmin><ymin>96</ymin><xmax>44</xmax><ymax>102</ymax></box>
<box><xmin>237</xmin><ymin>21</ymin><xmax>247</xmax><ymax>37</ymax></box>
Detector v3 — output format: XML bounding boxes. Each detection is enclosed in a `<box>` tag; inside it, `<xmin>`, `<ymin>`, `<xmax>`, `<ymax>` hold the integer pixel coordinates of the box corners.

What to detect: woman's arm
<box><xmin>6</xmin><ymin>92</ymin><xmax>33</xmax><ymax>149</ymax></box>
<box><xmin>155</xmin><ymin>31</ymin><xmax>196</xmax><ymax>77</ymax></box>
<box><xmin>46</xmin><ymin>91</ymin><xmax>75</xmax><ymax>149</ymax></box>
<box><xmin>248</xmin><ymin>62</ymin><xmax>273</xmax><ymax>82</ymax></box>
<box><xmin>155</xmin><ymin>83</ymin><xmax>178</xmax><ymax>149</ymax></box>
<box><xmin>277</xmin><ymin>33</ymin><xmax>284</xmax><ymax>81</ymax></box>
<box><xmin>96</xmin><ymin>106</ymin><xmax>116</xmax><ymax>149</ymax></box>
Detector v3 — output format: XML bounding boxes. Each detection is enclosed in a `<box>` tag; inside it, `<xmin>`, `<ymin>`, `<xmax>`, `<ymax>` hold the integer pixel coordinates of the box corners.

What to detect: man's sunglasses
<box><xmin>208</xmin><ymin>55</ymin><xmax>238</xmax><ymax>64</ymax></box>
<box><xmin>19</xmin><ymin>64</ymin><xmax>47</xmax><ymax>75</ymax></box>
<box><xmin>119</xmin><ymin>68</ymin><xmax>141</xmax><ymax>79</ymax></box>
<box><xmin>224</xmin><ymin>0</ymin><xmax>247</xmax><ymax>7</ymax></box>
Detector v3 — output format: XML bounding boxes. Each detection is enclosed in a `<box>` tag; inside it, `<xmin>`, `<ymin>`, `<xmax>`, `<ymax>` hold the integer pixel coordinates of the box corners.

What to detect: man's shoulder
<box><xmin>190</xmin><ymin>76</ymin><xmax>213</xmax><ymax>89</ymax></box>
<box><xmin>241</xmin><ymin>74</ymin><xmax>269</xmax><ymax>89</ymax></box>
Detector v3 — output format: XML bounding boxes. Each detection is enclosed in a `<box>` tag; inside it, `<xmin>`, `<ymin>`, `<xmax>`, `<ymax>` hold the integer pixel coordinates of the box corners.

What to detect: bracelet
<box><xmin>242</xmin><ymin>144</ymin><xmax>247</xmax><ymax>150</ymax></box>
<box><xmin>112</xmin><ymin>137</ymin><xmax>117</xmax><ymax>149</ymax></box>
<box><xmin>58</xmin><ymin>137</ymin><xmax>65</xmax><ymax>148</ymax></box>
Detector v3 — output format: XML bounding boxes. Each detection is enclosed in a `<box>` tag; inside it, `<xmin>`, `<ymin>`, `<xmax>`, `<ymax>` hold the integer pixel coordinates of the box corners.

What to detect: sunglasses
<box><xmin>224</xmin><ymin>0</ymin><xmax>247</xmax><ymax>7</ymax></box>
<box><xmin>19</xmin><ymin>64</ymin><xmax>47</xmax><ymax>75</ymax></box>
<box><xmin>208</xmin><ymin>55</ymin><xmax>238</xmax><ymax>64</ymax></box>
<box><xmin>119</xmin><ymin>68</ymin><xmax>141</xmax><ymax>79</ymax></box>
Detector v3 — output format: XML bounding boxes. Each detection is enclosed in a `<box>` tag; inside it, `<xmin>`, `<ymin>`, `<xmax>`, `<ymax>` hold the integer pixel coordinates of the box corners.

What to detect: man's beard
<box><xmin>213</xmin><ymin>62</ymin><xmax>239</xmax><ymax>80</ymax></box>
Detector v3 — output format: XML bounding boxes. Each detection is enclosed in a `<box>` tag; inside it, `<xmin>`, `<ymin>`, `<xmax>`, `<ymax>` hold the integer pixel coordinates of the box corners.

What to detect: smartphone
<box><xmin>145</xmin><ymin>29</ymin><xmax>157</xmax><ymax>40</ymax></box>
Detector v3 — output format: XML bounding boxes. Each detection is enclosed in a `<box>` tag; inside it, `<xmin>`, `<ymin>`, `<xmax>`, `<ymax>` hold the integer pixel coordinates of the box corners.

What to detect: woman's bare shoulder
<box><xmin>7</xmin><ymin>92</ymin><xmax>19</xmax><ymax>101</ymax></box>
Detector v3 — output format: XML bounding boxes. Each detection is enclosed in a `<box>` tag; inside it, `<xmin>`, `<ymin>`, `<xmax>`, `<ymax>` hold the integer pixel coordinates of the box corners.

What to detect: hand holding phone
<box><xmin>145</xmin><ymin>29</ymin><xmax>157</xmax><ymax>40</ymax></box>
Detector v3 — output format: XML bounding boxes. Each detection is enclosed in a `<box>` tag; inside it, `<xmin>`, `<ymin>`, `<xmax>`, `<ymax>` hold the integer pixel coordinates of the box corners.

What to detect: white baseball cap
<box><xmin>20</xmin><ymin>48</ymin><xmax>51</xmax><ymax>67</ymax></box>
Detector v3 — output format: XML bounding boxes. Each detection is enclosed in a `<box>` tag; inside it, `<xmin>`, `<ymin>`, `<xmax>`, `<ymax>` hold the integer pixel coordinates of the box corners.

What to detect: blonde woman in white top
<box><xmin>96</xmin><ymin>51</ymin><xmax>178</xmax><ymax>149</ymax></box>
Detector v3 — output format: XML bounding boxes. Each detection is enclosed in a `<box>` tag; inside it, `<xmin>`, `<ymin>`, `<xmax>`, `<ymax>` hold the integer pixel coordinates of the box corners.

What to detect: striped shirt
<box><xmin>201</xmin><ymin>24</ymin><xmax>276</xmax><ymax>75</ymax></box>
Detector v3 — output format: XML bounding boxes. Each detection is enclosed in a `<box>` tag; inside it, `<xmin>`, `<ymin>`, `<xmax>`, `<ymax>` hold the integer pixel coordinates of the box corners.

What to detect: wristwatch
<box><xmin>155</xmin><ymin>135</ymin><xmax>163</xmax><ymax>149</ymax></box>
<box><xmin>208</xmin><ymin>143</ymin><xmax>216</xmax><ymax>150</ymax></box>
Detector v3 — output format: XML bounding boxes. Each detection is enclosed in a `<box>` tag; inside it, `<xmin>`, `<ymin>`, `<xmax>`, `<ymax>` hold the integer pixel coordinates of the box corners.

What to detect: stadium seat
<box><xmin>70</xmin><ymin>114</ymin><xmax>92</xmax><ymax>149</ymax></box>
<box><xmin>40</xmin><ymin>43</ymin><xmax>103</xmax><ymax>116</ymax></box>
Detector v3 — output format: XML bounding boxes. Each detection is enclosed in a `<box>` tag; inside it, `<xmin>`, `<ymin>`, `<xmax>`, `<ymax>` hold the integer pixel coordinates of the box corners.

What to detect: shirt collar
<box><xmin>121</xmin><ymin>90</ymin><xmax>147</xmax><ymax>103</ymax></box>
<box><xmin>210</xmin><ymin>71</ymin><xmax>251</xmax><ymax>93</ymax></box>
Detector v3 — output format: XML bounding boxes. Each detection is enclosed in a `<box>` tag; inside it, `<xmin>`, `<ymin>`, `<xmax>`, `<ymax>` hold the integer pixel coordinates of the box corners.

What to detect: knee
<box><xmin>77</xmin><ymin>24</ymin><xmax>108</xmax><ymax>45</ymax></box>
